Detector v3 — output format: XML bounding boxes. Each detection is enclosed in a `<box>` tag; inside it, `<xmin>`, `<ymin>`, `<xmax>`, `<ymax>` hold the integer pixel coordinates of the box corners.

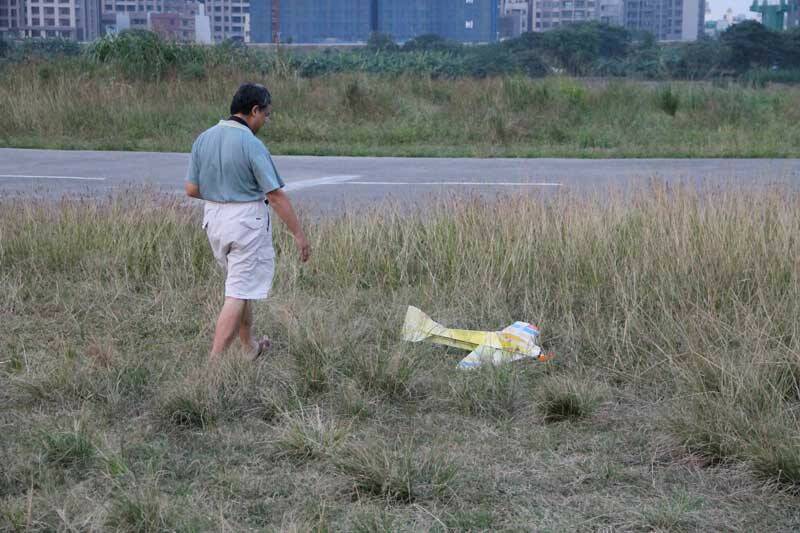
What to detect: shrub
<box><xmin>657</xmin><ymin>86</ymin><xmax>680</xmax><ymax>116</ymax></box>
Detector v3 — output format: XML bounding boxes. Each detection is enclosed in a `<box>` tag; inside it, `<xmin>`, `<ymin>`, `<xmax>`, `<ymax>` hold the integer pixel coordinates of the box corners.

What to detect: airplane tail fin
<box><xmin>402</xmin><ymin>306</ymin><xmax>484</xmax><ymax>351</ymax></box>
<box><xmin>402</xmin><ymin>306</ymin><xmax>439</xmax><ymax>342</ymax></box>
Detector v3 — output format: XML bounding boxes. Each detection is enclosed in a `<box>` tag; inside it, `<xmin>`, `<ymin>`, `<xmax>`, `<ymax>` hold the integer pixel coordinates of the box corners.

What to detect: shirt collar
<box><xmin>219</xmin><ymin>119</ymin><xmax>253</xmax><ymax>134</ymax></box>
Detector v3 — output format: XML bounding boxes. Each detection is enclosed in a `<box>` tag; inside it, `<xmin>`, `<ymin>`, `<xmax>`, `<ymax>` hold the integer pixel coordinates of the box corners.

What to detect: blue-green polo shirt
<box><xmin>186</xmin><ymin>120</ymin><xmax>284</xmax><ymax>202</ymax></box>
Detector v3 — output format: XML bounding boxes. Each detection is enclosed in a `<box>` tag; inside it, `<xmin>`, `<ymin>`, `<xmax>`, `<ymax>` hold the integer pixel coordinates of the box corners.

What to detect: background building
<box><xmin>378</xmin><ymin>0</ymin><xmax>497</xmax><ymax>43</ymax></box>
<box><xmin>624</xmin><ymin>0</ymin><xmax>704</xmax><ymax>40</ymax></box>
<box><xmin>500</xmin><ymin>0</ymin><xmax>532</xmax><ymax>38</ymax></box>
<box><xmin>598</xmin><ymin>0</ymin><xmax>622</xmax><ymax>25</ymax></box>
<box><xmin>0</xmin><ymin>0</ymin><xmax>24</xmax><ymax>36</ymax></box>
<box><xmin>100</xmin><ymin>0</ymin><xmax>209</xmax><ymax>42</ymax></box>
<box><xmin>15</xmin><ymin>0</ymin><xmax>101</xmax><ymax>39</ymax></box>
<box><xmin>280</xmin><ymin>0</ymin><xmax>373</xmax><ymax>43</ymax></box>
<box><xmin>533</xmin><ymin>0</ymin><xmax>598</xmax><ymax>31</ymax></box>
<box><xmin>789</xmin><ymin>0</ymin><xmax>800</xmax><ymax>27</ymax></box>
<box><xmin>203</xmin><ymin>0</ymin><xmax>248</xmax><ymax>42</ymax></box>
<box><xmin>250</xmin><ymin>0</ymin><xmax>497</xmax><ymax>44</ymax></box>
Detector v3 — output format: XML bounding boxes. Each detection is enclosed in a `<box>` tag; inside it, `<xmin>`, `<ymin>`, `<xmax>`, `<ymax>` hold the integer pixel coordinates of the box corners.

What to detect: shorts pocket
<box><xmin>240</xmin><ymin>218</ymin><xmax>266</xmax><ymax>231</ymax></box>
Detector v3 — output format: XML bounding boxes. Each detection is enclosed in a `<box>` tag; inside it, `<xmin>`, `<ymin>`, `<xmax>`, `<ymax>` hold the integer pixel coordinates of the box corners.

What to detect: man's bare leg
<box><xmin>210</xmin><ymin>297</ymin><xmax>247</xmax><ymax>363</ymax></box>
<box><xmin>239</xmin><ymin>300</ymin><xmax>258</xmax><ymax>353</ymax></box>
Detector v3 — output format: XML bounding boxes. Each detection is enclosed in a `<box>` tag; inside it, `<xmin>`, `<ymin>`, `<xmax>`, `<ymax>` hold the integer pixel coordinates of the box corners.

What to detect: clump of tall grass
<box><xmin>155</xmin><ymin>359</ymin><xmax>293</xmax><ymax>430</ymax></box>
<box><xmin>273</xmin><ymin>407</ymin><xmax>350</xmax><ymax>461</ymax></box>
<box><xmin>535</xmin><ymin>375</ymin><xmax>606</xmax><ymax>422</ymax></box>
<box><xmin>156</xmin><ymin>380</ymin><xmax>216</xmax><ymax>430</ymax></box>
<box><xmin>668</xmin><ymin>349</ymin><xmax>800</xmax><ymax>484</ymax></box>
<box><xmin>335</xmin><ymin>438</ymin><xmax>459</xmax><ymax>503</ymax></box>
<box><xmin>657</xmin><ymin>85</ymin><xmax>680</xmax><ymax>116</ymax></box>
<box><xmin>38</xmin><ymin>422</ymin><xmax>96</xmax><ymax>468</ymax></box>
<box><xmin>106</xmin><ymin>485</ymin><xmax>176</xmax><ymax>532</ymax></box>
<box><xmin>448</xmin><ymin>365</ymin><xmax>524</xmax><ymax>421</ymax></box>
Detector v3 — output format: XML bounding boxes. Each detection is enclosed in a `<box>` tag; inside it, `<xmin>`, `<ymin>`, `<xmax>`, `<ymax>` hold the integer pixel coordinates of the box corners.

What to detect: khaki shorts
<box><xmin>203</xmin><ymin>200</ymin><xmax>275</xmax><ymax>300</ymax></box>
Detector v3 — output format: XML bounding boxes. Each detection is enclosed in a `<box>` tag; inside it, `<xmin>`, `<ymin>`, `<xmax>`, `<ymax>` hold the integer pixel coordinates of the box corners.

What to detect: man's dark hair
<box><xmin>230</xmin><ymin>83</ymin><xmax>271</xmax><ymax>115</ymax></box>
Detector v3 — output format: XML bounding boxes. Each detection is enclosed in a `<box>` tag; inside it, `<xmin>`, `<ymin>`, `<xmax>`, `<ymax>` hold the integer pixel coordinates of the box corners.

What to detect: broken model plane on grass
<box><xmin>402</xmin><ymin>306</ymin><xmax>553</xmax><ymax>369</ymax></box>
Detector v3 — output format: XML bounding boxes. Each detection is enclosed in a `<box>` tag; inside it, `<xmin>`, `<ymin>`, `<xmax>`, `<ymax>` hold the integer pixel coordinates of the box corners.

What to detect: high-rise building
<box><xmin>17</xmin><ymin>0</ymin><xmax>101</xmax><ymax>40</ymax></box>
<box><xmin>377</xmin><ymin>0</ymin><xmax>497</xmax><ymax>43</ymax></box>
<box><xmin>500</xmin><ymin>0</ymin><xmax>532</xmax><ymax>38</ymax></box>
<box><xmin>102</xmin><ymin>0</ymin><xmax>166</xmax><ymax>35</ymax></box>
<box><xmin>203</xmin><ymin>0</ymin><xmax>249</xmax><ymax>42</ymax></box>
<box><xmin>281</xmin><ymin>0</ymin><xmax>373</xmax><ymax>43</ymax></box>
<box><xmin>598</xmin><ymin>0</ymin><xmax>622</xmax><ymax>25</ymax></box>
<box><xmin>249</xmin><ymin>0</ymin><xmax>497</xmax><ymax>44</ymax></box>
<box><xmin>101</xmin><ymin>0</ymin><xmax>211</xmax><ymax>42</ymax></box>
<box><xmin>533</xmin><ymin>0</ymin><xmax>598</xmax><ymax>31</ymax></box>
<box><xmin>0</xmin><ymin>0</ymin><xmax>25</xmax><ymax>37</ymax></box>
<box><xmin>623</xmin><ymin>0</ymin><xmax>704</xmax><ymax>40</ymax></box>
<box><xmin>789</xmin><ymin>0</ymin><xmax>800</xmax><ymax>28</ymax></box>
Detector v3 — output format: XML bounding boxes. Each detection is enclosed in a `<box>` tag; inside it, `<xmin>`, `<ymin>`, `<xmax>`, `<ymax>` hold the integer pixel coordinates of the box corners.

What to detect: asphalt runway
<box><xmin>2</xmin><ymin>148</ymin><xmax>799</xmax><ymax>213</ymax></box>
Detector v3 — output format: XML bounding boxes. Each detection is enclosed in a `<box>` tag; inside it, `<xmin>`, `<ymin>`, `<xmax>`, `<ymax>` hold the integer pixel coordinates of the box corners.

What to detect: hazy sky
<box><xmin>708</xmin><ymin>0</ymin><xmax>760</xmax><ymax>19</ymax></box>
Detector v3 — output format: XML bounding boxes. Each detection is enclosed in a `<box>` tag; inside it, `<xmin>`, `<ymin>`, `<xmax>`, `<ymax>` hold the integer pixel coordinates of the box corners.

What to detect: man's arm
<box><xmin>185</xmin><ymin>181</ymin><xmax>202</xmax><ymax>199</ymax></box>
<box><xmin>266</xmin><ymin>188</ymin><xmax>310</xmax><ymax>263</ymax></box>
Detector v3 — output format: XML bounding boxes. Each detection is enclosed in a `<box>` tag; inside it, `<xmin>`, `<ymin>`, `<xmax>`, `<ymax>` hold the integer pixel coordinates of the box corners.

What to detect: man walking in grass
<box><xmin>185</xmin><ymin>83</ymin><xmax>310</xmax><ymax>363</ymax></box>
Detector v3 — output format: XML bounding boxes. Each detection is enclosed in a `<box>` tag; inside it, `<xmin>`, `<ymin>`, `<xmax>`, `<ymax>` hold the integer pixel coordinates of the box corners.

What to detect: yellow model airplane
<box><xmin>402</xmin><ymin>306</ymin><xmax>553</xmax><ymax>369</ymax></box>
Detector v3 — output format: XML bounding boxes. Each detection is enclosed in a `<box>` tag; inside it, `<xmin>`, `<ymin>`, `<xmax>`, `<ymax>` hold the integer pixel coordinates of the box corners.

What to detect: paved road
<box><xmin>2</xmin><ymin>148</ymin><xmax>799</xmax><ymax>211</ymax></box>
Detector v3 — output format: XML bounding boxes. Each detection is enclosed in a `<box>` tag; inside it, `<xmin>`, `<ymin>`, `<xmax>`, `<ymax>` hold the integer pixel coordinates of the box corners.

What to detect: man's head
<box><xmin>230</xmin><ymin>83</ymin><xmax>272</xmax><ymax>133</ymax></box>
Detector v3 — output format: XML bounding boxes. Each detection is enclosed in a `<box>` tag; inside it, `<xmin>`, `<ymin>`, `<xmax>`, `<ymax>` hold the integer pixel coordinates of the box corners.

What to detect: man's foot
<box><xmin>248</xmin><ymin>336</ymin><xmax>271</xmax><ymax>362</ymax></box>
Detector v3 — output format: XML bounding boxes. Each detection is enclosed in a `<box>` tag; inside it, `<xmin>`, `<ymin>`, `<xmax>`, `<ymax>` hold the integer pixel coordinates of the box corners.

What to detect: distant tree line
<box><xmin>2</xmin><ymin>21</ymin><xmax>799</xmax><ymax>83</ymax></box>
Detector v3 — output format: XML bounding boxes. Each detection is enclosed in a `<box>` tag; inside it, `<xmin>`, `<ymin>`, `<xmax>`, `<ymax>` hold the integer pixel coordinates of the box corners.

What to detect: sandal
<box><xmin>250</xmin><ymin>336</ymin><xmax>272</xmax><ymax>362</ymax></box>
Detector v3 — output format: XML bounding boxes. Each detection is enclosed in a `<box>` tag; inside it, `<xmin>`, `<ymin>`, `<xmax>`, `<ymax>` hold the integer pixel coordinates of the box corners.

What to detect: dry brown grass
<box><xmin>1</xmin><ymin>186</ymin><xmax>799</xmax><ymax>530</ymax></box>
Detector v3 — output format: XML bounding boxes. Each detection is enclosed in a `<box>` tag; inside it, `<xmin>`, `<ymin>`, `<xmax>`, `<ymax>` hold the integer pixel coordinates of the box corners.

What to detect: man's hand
<box><xmin>185</xmin><ymin>181</ymin><xmax>201</xmax><ymax>199</ymax></box>
<box><xmin>267</xmin><ymin>188</ymin><xmax>311</xmax><ymax>263</ymax></box>
<box><xmin>295</xmin><ymin>234</ymin><xmax>311</xmax><ymax>263</ymax></box>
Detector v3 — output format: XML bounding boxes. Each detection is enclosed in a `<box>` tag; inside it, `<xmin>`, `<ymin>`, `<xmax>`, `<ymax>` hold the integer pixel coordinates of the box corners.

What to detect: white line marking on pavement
<box><xmin>284</xmin><ymin>175</ymin><xmax>361</xmax><ymax>192</ymax></box>
<box><xmin>0</xmin><ymin>174</ymin><xmax>107</xmax><ymax>181</ymax></box>
<box><xmin>344</xmin><ymin>181</ymin><xmax>563</xmax><ymax>187</ymax></box>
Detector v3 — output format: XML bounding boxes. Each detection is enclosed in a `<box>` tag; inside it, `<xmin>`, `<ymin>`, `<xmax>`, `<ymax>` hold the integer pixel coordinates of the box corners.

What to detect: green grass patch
<box><xmin>1</xmin><ymin>64</ymin><xmax>800</xmax><ymax>157</ymax></box>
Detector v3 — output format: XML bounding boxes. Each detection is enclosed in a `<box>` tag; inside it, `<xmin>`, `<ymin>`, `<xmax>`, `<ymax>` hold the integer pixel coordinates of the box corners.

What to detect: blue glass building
<box><xmin>249</xmin><ymin>1</ymin><xmax>273</xmax><ymax>43</ymax></box>
<box><xmin>249</xmin><ymin>0</ymin><xmax>497</xmax><ymax>44</ymax></box>
<box><xmin>377</xmin><ymin>0</ymin><xmax>497</xmax><ymax>43</ymax></box>
<box><xmin>250</xmin><ymin>0</ymin><xmax>375</xmax><ymax>43</ymax></box>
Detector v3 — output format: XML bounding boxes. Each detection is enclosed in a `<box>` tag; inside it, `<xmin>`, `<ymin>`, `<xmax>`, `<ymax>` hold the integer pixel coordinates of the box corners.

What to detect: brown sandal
<box><xmin>250</xmin><ymin>336</ymin><xmax>272</xmax><ymax>362</ymax></box>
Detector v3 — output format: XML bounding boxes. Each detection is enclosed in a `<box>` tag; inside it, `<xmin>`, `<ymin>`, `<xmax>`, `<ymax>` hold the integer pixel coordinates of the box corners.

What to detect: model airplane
<box><xmin>401</xmin><ymin>306</ymin><xmax>553</xmax><ymax>369</ymax></box>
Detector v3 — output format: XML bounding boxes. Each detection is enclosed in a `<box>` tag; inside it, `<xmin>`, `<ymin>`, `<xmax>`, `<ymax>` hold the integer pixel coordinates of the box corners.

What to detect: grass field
<box><xmin>1</xmin><ymin>187</ymin><xmax>799</xmax><ymax>530</ymax></box>
<box><xmin>2</xmin><ymin>62</ymin><xmax>800</xmax><ymax>157</ymax></box>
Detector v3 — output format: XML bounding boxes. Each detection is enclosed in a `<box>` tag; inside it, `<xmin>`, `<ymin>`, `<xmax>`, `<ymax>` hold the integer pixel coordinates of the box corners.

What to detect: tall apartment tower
<box><xmin>532</xmin><ymin>0</ymin><xmax>598</xmax><ymax>31</ymax></box>
<box><xmin>598</xmin><ymin>0</ymin><xmax>622</xmax><ymax>25</ymax></box>
<box><xmin>624</xmin><ymin>0</ymin><xmax>704</xmax><ymax>40</ymax></box>
<box><xmin>0</xmin><ymin>0</ymin><xmax>25</xmax><ymax>36</ymax></box>
<box><xmin>376</xmin><ymin>0</ymin><xmax>497</xmax><ymax>43</ymax></box>
<box><xmin>101</xmin><ymin>0</ymin><xmax>208</xmax><ymax>42</ymax></box>
<box><xmin>500</xmin><ymin>0</ymin><xmax>532</xmax><ymax>37</ymax></box>
<box><xmin>18</xmin><ymin>0</ymin><xmax>101</xmax><ymax>39</ymax></box>
<box><xmin>786</xmin><ymin>0</ymin><xmax>800</xmax><ymax>28</ymax></box>
<box><xmin>203</xmin><ymin>0</ymin><xmax>249</xmax><ymax>42</ymax></box>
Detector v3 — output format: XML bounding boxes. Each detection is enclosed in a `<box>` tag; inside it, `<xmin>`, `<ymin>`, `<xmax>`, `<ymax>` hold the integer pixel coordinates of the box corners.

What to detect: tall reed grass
<box><xmin>1</xmin><ymin>188</ymin><xmax>798</xmax><ymax>528</ymax></box>
<box><xmin>1</xmin><ymin>63</ymin><xmax>799</xmax><ymax>156</ymax></box>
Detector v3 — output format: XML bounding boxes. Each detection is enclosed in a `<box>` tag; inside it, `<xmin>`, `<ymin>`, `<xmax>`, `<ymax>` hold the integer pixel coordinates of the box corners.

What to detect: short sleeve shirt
<box><xmin>186</xmin><ymin>120</ymin><xmax>284</xmax><ymax>203</ymax></box>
